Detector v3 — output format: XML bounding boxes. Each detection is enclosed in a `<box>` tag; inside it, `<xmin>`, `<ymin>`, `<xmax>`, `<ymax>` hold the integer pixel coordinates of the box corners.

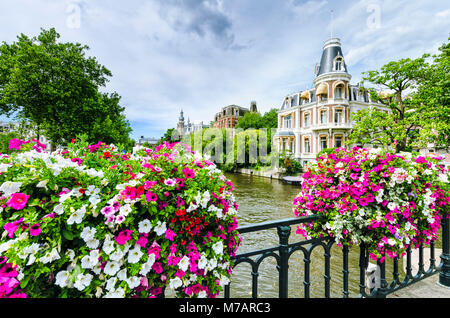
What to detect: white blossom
<box><xmin>138</xmin><ymin>219</ymin><xmax>152</xmax><ymax>233</ymax></box>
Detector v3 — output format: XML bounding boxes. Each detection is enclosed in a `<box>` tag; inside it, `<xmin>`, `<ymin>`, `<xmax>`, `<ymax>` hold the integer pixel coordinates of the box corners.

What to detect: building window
<box><xmin>304</xmin><ymin>138</ymin><xmax>310</xmax><ymax>153</ymax></box>
<box><xmin>335</xmin><ymin>57</ymin><xmax>343</xmax><ymax>71</ymax></box>
<box><xmin>320</xmin><ymin>110</ymin><xmax>328</xmax><ymax>124</ymax></box>
<box><xmin>335</xmin><ymin>85</ymin><xmax>343</xmax><ymax>99</ymax></box>
<box><xmin>283</xmin><ymin>115</ymin><xmax>292</xmax><ymax>128</ymax></box>
<box><xmin>335</xmin><ymin>136</ymin><xmax>343</xmax><ymax>148</ymax></box>
<box><xmin>334</xmin><ymin>109</ymin><xmax>343</xmax><ymax>123</ymax></box>
<box><xmin>320</xmin><ymin>136</ymin><xmax>327</xmax><ymax>150</ymax></box>
<box><xmin>304</xmin><ymin>113</ymin><xmax>310</xmax><ymax>127</ymax></box>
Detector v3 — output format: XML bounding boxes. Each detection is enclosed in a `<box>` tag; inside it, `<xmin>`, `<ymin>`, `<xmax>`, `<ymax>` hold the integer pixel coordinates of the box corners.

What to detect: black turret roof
<box><xmin>316</xmin><ymin>38</ymin><xmax>348</xmax><ymax>77</ymax></box>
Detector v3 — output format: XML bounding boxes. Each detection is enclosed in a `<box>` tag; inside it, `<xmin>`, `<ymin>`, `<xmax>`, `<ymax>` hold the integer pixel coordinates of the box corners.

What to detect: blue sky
<box><xmin>0</xmin><ymin>0</ymin><xmax>449</xmax><ymax>141</ymax></box>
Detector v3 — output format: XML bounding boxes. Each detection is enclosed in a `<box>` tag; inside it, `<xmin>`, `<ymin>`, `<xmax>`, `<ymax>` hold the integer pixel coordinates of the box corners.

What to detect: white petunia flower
<box><xmin>80</xmin><ymin>227</ymin><xmax>97</xmax><ymax>242</ymax></box>
<box><xmin>117</xmin><ymin>268</ymin><xmax>128</xmax><ymax>281</ymax></box>
<box><xmin>104</xmin><ymin>287</ymin><xmax>125</xmax><ymax>298</ymax></box>
<box><xmin>53</xmin><ymin>203</ymin><xmax>65</xmax><ymax>215</ymax></box>
<box><xmin>212</xmin><ymin>241</ymin><xmax>224</xmax><ymax>256</ymax></box>
<box><xmin>55</xmin><ymin>270</ymin><xmax>71</xmax><ymax>288</ymax></box>
<box><xmin>197</xmin><ymin>254</ymin><xmax>208</xmax><ymax>270</ymax></box>
<box><xmin>154</xmin><ymin>221</ymin><xmax>167</xmax><ymax>236</ymax></box>
<box><xmin>127</xmin><ymin>245</ymin><xmax>143</xmax><ymax>264</ymax></box>
<box><xmin>139</xmin><ymin>254</ymin><xmax>156</xmax><ymax>276</ymax></box>
<box><xmin>178</xmin><ymin>255</ymin><xmax>190</xmax><ymax>272</ymax></box>
<box><xmin>36</xmin><ymin>180</ymin><xmax>48</xmax><ymax>189</ymax></box>
<box><xmin>104</xmin><ymin>261</ymin><xmax>121</xmax><ymax>276</ymax></box>
<box><xmin>103</xmin><ymin>240</ymin><xmax>115</xmax><ymax>255</ymax></box>
<box><xmin>0</xmin><ymin>181</ymin><xmax>22</xmax><ymax>196</ymax></box>
<box><xmin>127</xmin><ymin>276</ymin><xmax>141</xmax><ymax>289</ymax></box>
<box><xmin>74</xmin><ymin>273</ymin><xmax>93</xmax><ymax>291</ymax></box>
<box><xmin>168</xmin><ymin>277</ymin><xmax>183</xmax><ymax>290</ymax></box>
<box><xmin>138</xmin><ymin>219</ymin><xmax>152</xmax><ymax>234</ymax></box>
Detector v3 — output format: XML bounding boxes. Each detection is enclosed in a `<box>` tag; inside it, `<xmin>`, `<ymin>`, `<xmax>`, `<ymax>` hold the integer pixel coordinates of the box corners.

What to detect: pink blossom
<box><xmin>29</xmin><ymin>223</ymin><xmax>41</xmax><ymax>236</ymax></box>
<box><xmin>145</xmin><ymin>191</ymin><xmax>158</xmax><ymax>202</ymax></box>
<box><xmin>152</xmin><ymin>262</ymin><xmax>163</xmax><ymax>274</ymax></box>
<box><xmin>6</xmin><ymin>193</ymin><xmax>30</xmax><ymax>210</ymax></box>
<box><xmin>115</xmin><ymin>229</ymin><xmax>133</xmax><ymax>245</ymax></box>
<box><xmin>3</xmin><ymin>218</ymin><xmax>23</xmax><ymax>238</ymax></box>
<box><xmin>136</xmin><ymin>235</ymin><xmax>148</xmax><ymax>248</ymax></box>
<box><xmin>165</xmin><ymin>229</ymin><xmax>177</xmax><ymax>241</ymax></box>
<box><xmin>183</xmin><ymin>167</ymin><xmax>195</xmax><ymax>179</ymax></box>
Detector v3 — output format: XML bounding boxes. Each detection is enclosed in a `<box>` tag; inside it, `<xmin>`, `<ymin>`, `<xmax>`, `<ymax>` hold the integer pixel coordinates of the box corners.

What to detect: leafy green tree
<box><xmin>260</xmin><ymin>108</ymin><xmax>279</xmax><ymax>129</ymax></box>
<box><xmin>235</xmin><ymin>111</ymin><xmax>263</xmax><ymax>130</ymax></box>
<box><xmin>413</xmin><ymin>37</ymin><xmax>450</xmax><ymax>150</ymax></box>
<box><xmin>347</xmin><ymin>56</ymin><xmax>429</xmax><ymax>152</ymax></box>
<box><xmin>0</xmin><ymin>28</ymin><xmax>132</xmax><ymax>149</ymax></box>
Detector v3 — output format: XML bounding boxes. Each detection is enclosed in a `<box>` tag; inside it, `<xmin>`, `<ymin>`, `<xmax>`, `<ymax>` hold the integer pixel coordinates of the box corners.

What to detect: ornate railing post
<box><xmin>277</xmin><ymin>225</ymin><xmax>291</xmax><ymax>298</ymax></box>
<box><xmin>439</xmin><ymin>217</ymin><xmax>450</xmax><ymax>287</ymax></box>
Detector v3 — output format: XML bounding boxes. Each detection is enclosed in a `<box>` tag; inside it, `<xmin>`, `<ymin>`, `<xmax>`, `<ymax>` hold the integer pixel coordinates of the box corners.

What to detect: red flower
<box><xmin>103</xmin><ymin>151</ymin><xmax>111</xmax><ymax>158</ymax></box>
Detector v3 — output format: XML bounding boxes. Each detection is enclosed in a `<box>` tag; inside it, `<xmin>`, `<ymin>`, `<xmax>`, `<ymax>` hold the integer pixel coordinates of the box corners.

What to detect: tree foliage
<box><xmin>0</xmin><ymin>28</ymin><xmax>132</xmax><ymax>148</ymax></box>
<box><xmin>348</xmin><ymin>36</ymin><xmax>450</xmax><ymax>152</ymax></box>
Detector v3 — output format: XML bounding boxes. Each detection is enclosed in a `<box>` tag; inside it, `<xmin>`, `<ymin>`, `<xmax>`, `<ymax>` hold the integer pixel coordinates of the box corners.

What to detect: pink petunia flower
<box><xmin>115</xmin><ymin>229</ymin><xmax>133</xmax><ymax>245</ymax></box>
<box><xmin>165</xmin><ymin>229</ymin><xmax>177</xmax><ymax>241</ymax></box>
<box><xmin>3</xmin><ymin>218</ymin><xmax>23</xmax><ymax>238</ymax></box>
<box><xmin>29</xmin><ymin>223</ymin><xmax>41</xmax><ymax>236</ymax></box>
<box><xmin>145</xmin><ymin>191</ymin><xmax>158</xmax><ymax>202</ymax></box>
<box><xmin>182</xmin><ymin>167</ymin><xmax>195</xmax><ymax>179</ymax></box>
<box><xmin>6</xmin><ymin>193</ymin><xmax>30</xmax><ymax>210</ymax></box>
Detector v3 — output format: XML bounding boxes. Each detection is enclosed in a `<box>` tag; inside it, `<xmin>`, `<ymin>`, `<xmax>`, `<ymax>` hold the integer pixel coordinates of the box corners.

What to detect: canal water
<box><xmin>224</xmin><ymin>172</ymin><xmax>443</xmax><ymax>298</ymax></box>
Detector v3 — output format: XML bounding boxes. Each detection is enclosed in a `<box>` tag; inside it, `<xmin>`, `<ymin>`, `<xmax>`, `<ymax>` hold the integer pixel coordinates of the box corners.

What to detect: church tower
<box><xmin>177</xmin><ymin>109</ymin><xmax>185</xmax><ymax>137</ymax></box>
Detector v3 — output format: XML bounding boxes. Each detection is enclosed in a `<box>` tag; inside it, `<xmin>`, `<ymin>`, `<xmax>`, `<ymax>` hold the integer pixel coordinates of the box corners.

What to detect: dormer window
<box><xmin>335</xmin><ymin>57</ymin><xmax>344</xmax><ymax>71</ymax></box>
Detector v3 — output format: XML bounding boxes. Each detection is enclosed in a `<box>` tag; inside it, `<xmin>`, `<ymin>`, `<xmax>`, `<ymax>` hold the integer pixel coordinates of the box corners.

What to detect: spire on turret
<box><xmin>179</xmin><ymin>109</ymin><xmax>185</xmax><ymax>122</ymax></box>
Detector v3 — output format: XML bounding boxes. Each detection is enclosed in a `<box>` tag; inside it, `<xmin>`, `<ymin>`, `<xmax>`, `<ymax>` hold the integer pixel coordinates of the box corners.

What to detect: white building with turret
<box><xmin>274</xmin><ymin>38</ymin><xmax>389</xmax><ymax>166</ymax></box>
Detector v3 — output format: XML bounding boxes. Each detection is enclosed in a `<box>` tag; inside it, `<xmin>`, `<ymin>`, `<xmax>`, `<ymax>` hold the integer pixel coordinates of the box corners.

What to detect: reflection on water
<box><xmin>225</xmin><ymin>172</ymin><xmax>442</xmax><ymax>298</ymax></box>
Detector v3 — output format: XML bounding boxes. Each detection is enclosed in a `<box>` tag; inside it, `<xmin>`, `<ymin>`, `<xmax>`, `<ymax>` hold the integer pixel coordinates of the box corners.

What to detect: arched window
<box><xmin>334</xmin><ymin>83</ymin><xmax>344</xmax><ymax>99</ymax></box>
<box><xmin>335</xmin><ymin>57</ymin><xmax>343</xmax><ymax>71</ymax></box>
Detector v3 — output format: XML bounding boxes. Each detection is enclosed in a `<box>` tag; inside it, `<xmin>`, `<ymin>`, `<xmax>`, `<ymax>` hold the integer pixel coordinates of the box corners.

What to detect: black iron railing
<box><xmin>224</xmin><ymin>215</ymin><xmax>450</xmax><ymax>298</ymax></box>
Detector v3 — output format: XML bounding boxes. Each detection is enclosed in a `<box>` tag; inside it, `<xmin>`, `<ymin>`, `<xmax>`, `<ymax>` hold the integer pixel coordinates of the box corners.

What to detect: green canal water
<box><xmin>224</xmin><ymin>172</ymin><xmax>442</xmax><ymax>298</ymax></box>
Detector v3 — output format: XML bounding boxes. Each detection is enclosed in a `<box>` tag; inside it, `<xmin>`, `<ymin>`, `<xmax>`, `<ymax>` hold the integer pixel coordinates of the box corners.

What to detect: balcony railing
<box><xmin>224</xmin><ymin>215</ymin><xmax>450</xmax><ymax>298</ymax></box>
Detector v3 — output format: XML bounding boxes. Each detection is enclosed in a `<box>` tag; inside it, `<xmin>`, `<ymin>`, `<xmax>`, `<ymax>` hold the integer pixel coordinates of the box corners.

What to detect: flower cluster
<box><xmin>0</xmin><ymin>137</ymin><xmax>240</xmax><ymax>298</ymax></box>
<box><xmin>293</xmin><ymin>147</ymin><xmax>449</xmax><ymax>262</ymax></box>
<box><xmin>0</xmin><ymin>257</ymin><xmax>27</xmax><ymax>298</ymax></box>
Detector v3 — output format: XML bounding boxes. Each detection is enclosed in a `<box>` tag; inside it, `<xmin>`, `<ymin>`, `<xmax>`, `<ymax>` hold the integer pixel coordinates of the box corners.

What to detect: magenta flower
<box><xmin>145</xmin><ymin>191</ymin><xmax>158</xmax><ymax>202</ymax></box>
<box><xmin>29</xmin><ymin>223</ymin><xmax>41</xmax><ymax>236</ymax></box>
<box><xmin>136</xmin><ymin>235</ymin><xmax>148</xmax><ymax>248</ymax></box>
<box><xmin>183</xmin><ymin>167</ymin><xmax>195</xmax><ymax>179</ymax></box>
<box><xmin>3</xmin><ymin>218</ymin><xmax>23</xmax><ymax>238</ymax></box>
<box><xmin>8</xmin><ymin>139</ymin><xmax>28</xmax><ymax>151</ymax></box>
<box><xmin>115</xmin><ymin>229</ymin><xmax>133</xmax><ymax>245</ymax></box>
<box><xmin>148</xmin><ymin>242</ymin><xmax>161</xmax><ymax>259</ymax></box>
<box><xmin>152</xmin><ymin>262</ymin><xmax>163</xmax><ymax>274</ymax></box>
<box><xmin>6</xmin><ymin>193</ymin><xmax>30</xmax><ymax>210</ymax></box>
<box><xmin>165</xmin><ymin>229</ymin><xmax>177</xmax><ymax>241</ymax></box>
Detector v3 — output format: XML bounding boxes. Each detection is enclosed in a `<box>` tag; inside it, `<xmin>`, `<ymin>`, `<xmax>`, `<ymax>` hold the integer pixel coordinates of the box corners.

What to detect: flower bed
<box><xmin>293</xmin><ymin>147</ymin><xmax>449</xmax><ymax>262</ymax></box>
<box><xmin>0</xmin><ymin>137</ymin><xmax>240</xmax><ymax>298</ymax></box>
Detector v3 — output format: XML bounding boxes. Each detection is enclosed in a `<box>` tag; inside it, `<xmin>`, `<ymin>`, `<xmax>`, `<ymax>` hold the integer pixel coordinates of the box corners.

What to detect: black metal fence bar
<box><xmin>225</xmin><ymin>213</ymin><xmax>450</xmax><ymax>299</ymax></box>
<box><xmin>440</xmin><ymin>217</ymin><xmax>450</xmax><ymax>286</ymax></box>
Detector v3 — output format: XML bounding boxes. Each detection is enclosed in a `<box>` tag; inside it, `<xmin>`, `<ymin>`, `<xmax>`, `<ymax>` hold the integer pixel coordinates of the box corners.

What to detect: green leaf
<box><xmin>62</xmin><ymin>229</ymin><xmax>74</xmax><ymax>240</ymax></box>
